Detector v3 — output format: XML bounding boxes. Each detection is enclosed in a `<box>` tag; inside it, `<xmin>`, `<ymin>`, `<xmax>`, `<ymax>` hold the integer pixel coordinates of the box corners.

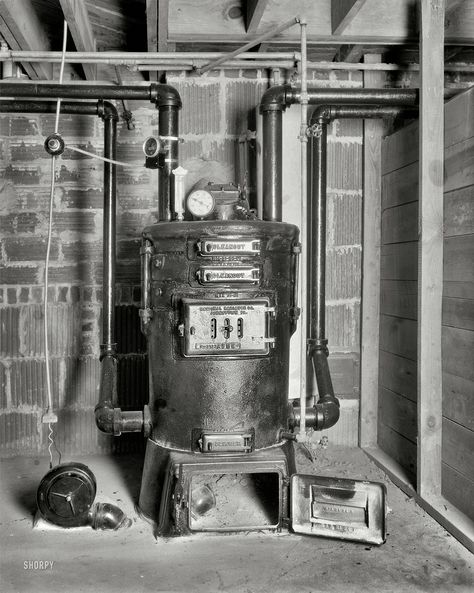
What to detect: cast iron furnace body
<box><xmin>138</xmin><ymin>185</ymin><xmax>301</xmax><ymax>535</ymax></box>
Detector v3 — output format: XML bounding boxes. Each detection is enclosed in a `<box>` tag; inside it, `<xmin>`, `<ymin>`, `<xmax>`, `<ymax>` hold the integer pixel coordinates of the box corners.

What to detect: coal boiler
<box><xmin>92</xmin><ymin>83</ymin><xmax>386</xmax><ymax>544</ymax></box>
<box><xmin>138</xmin><ymin>183</ymin><xmax>301</xmax><ymax>534</ymax></box>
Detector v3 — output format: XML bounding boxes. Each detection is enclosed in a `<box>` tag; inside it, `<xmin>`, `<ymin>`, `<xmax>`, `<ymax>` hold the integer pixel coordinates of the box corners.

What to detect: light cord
<box><xmin>66</xmin><ymin>145</ymin><xmax>138</xmax><ymax>167</ymax></box>
<box><xmin>44</xmin><ymin>19</ymin><xmax>68</xmax><ymax>469</ymax></box>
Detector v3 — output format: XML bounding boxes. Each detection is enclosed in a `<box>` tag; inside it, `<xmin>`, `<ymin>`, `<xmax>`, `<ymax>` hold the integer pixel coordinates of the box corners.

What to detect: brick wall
<box><xmin>0</xmin><ymin>68</ymin><xmax>363</xmax><ymax>456</ymax></box>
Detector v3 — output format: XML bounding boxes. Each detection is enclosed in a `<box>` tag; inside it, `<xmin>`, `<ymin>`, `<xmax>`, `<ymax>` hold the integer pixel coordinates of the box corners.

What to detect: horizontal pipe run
<box><xmin>0</xmin><ymin>83</ymin><xmax>181</xmax><ymax>108</ymax></box>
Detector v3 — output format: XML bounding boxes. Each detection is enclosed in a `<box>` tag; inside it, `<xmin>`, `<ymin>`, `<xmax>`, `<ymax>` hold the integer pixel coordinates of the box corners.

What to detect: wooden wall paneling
<box><xmin>381</xmin><ymin>201</ymin><xmax>418</xmax><ymax>244</ymax></box>
<box><xmin>442</xmin><ymin>417</ymin><xmax>474</xmax><ymax>482</ymax></box>
<box><xmin>442</xmin><ymin>325</ymin><xmax>474</xmax><ymax>382</ymax></box>
<box><xmin>379</xmin><ymin>387</ymin><xmax>417</xmax><ymax>442</ymax></box>
<box><xmin>377</xmin><ymin>422</ymin><xmax>417</xmax><ymax>483</ymax></box>
<box><xmin>360</xmin><ymin>53</ymin><xmax>385</xmax><ymax>448</ymax></box>
<box><xmin>444</xmin><ymin>186</ymin><xmax>474</xmax><ymax>237</ymax></box>
<box><xmin>380</xmin><ymin>315</ymin><xmax>418</xmax><ymax>361</ymax></box>
<box><xmin>444</xmin><ymin>137</ymin><xmax>474</xmax><ymax>193</ymax></box>
<box><xmin>444</xmin><ymin>87</ymin><xmax>474</xmax><ymax>149</ymax></box>
<box><xmin>442</xmin><ymin>372</ymin><xmax>474</xmax><ymax>430</ymax></box>
<box><xmin>417</xmin><ymin>0</ymin><xmax>445</xmax><ymax>499</ymax></box>
<box><xmin>379</xmin><ymin>350</ymin><xmax>417</xmax><ymax>402</ymax></box>
<box><xmin>381</xmin><ymin>242</ymin><xmax>418</xmax><ymax>281</ymax></box>
<box><xmin>443</xmin><ymin>297</ymin><xmax>474</xmax><ymax>330</ymax></box>
<box><xmin>381</xmin><ymin>280</ymin><xmax>417</xmax><ymax>320</ymax></box>
<box><xmin>442</xmin><ymin>463</ymin><xmax>474</xmax><ymax>521</ymax></box>
<box><xmin>443</xmin><ymin>234</ymin><xmax>474</xmax><ymax>298</ymax></box>
<box><xmin>381</xmin><ymin>121</ymin><xmax>419</xmax><ymax>175</ymax></box>
<box><xmin>381</xmin><ymin>162</ymin><xmax>419</xmax><ymax>210</ymax></box>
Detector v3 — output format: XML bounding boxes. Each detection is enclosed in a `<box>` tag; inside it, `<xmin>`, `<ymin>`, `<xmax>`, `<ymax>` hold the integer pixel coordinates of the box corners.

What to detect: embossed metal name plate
<box><xmin>291</xmin><ymin>474</ymin><xmax>386</xmax><ymax>544</ymax></box>
<box><xmin>198</xmin><ymin>239</ymin><xmax>261</xmax><ymax>256</ymax></box>
<box><xmin>197</xmin><ymin>266</ymin><xmax>260</xmax><ymax>284</ymax></box>
<box><xmin>181</xmin><ymin>299</ymin><xmax>275</xmax><ymax>356</ymax></box>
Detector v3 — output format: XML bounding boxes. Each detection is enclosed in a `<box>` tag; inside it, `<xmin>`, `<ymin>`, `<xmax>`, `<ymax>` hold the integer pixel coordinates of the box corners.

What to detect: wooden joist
<box><xmin>0</xmin><ymin>0</ymin><xmax>52</xmax><ymax>80</ymax></box>
<box><xmin>146</xmin><ymin>0</ymin><xmax>170</xmax><ymax>81</ymax></box>
<box><xmin>246</xmin><ymin>0</ymin><xmax>270</xmax><ymax>34</ymax></box>
<box><xmin>331</xmin><ymin>0</ymin><xmax>368</xmax><ymax>35</ymax></box>
<box><xmin>417</xmin><ymin>0</ymin><xmax>445</xmax><ymax>499</ymax></box>
<box><xmin>59</xmin><ymin>0</ymin><xmax>97</xmax><ymax>80</ymax></box>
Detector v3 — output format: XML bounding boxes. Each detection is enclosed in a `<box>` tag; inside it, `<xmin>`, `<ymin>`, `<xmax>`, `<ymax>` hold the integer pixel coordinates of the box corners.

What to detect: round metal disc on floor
<box><xmin>36</xmin><ymin>462</ymin><xmax>97</xmax><ymax>528</ymax></box>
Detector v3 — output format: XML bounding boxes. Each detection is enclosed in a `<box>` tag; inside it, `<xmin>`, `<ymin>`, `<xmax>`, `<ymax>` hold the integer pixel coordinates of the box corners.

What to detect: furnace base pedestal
<box><xmin>138</xmin><ymin>438</ymin><xmax>296</xmax><ymax>536</ymax></box>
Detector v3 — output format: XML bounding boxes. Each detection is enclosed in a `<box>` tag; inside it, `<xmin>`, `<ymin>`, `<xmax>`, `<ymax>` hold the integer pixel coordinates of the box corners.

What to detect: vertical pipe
<box><xmin>299</xmin><ymin>17</ymin><xmax>308</xmax><ymax>437</ymax></box>
<box><xmin>158</xmin><ymin>105</ymin><xmax>179</xmax><ymax>221</ymax></box>
<box><xmin>311</xmin><ymin>121</ymin><xmax>327</xmax><ymax>344</ymax></box>
<box><xmin>101</xmin><ymin>111</ymin><xmax>118</xmax><ymax>357</ymax></box>
<box><xmin>262</xmin><ymin>109</ymin><xmax>283</xmax><ymax>221</ymax></box>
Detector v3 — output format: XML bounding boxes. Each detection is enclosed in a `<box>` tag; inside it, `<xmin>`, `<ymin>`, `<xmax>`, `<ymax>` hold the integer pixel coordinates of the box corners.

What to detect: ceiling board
<box><xmin>168</xmin><ymin>0</ymin><xmax>246</xmax><ymax>38</ymax></box>
<box><xmin>445</xmin><ymin>2</ymin><xmax>474</xmax><ymax>39</ymax></box>
<box><xmin>339</xmin><ymin>0</ymin><xmax>418</xmax><ymax>37</ymax></box>
<box><xmin>258</xmin><ymin>0</ymin><xmax>331</xmax><ymax>36</ymax></box>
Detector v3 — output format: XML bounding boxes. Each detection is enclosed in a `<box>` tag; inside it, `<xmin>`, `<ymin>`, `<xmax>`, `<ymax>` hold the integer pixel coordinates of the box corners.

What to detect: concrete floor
<box><xmin>1</xmin><ymin>445</ymin><xmax>472</xmax><ymax>593</ymax></box>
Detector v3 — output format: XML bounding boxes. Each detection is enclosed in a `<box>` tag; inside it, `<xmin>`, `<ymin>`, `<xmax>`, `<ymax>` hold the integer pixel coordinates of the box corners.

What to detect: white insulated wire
<box><xmin>66</xmin><ymin>145</ymin><xmax>138</xmax><ymax>167</ymax></box>
<box><xmin>45</xmin><ymin>19</ymin><xmax>68</xmax><ymax>468</ymax></box>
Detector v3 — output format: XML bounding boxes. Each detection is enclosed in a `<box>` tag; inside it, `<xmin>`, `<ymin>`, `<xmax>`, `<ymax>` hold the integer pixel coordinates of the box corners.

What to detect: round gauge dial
<box><xmin>187</xmin><ymin>190</ymin><xmax>215</xmax><ymax>218</ymax></box>
<box><xmin>143</xmin><ymin>136</ymin><xmax>161</xmax><ymax>158</ymax></box>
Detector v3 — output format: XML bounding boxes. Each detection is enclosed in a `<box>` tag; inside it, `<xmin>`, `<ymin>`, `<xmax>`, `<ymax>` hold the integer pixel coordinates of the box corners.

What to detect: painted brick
<box><xmin>117</xmin><ymin>168</ymin><xmax>151</xmax><ymax>186</ymax></box>
<box><xmin>62</xmin><ymin>357</ymin><xmax>100</xmax><ymax>409</ymax></box>
<box><xmin>0</xmin><ymin>265</ymin><xmax>39</xmax><ymax>284</ymax></box>
<box><xmin>10</xmin><ymin>117</ymin><xmax>40</xmax><ymax>136</ymax></box>
<box><xmin>226</xmin><ymin>81</ymin><xmax>266</xmax><ymax>134</ymax></box>
<box><xmin>10</xmin><ymin>142</ymin><xmax>47</xmax><ymax>161</ymax></box>
<box><xmin>61</xmin><ymin>141</ymin><xmax>99</xmax><ymax>160</ymax></box>
<box><xmin>327</xmin><ymin>303</ymin><xmax>360</xmax><ymax>351</ymax></box>
<box><xmin>0</xmin><ymin>212</ymin><xmax>40</xmax><ymax>234</ymax></box>
<box><xmin>332</xmin><ymin>118</ymin><xmax>363</xmax><ymax>138</ymax></box>
<box><xmin>63</xmin><ymin>188</ymin><xmax>103</xmax><ymax>209</ymax></box>
<box><xmin>18</xmin><ymin>304</ymin><xmax>81</xmax><ymax>357</ymax></box>
<box><xmin>40</xmin><ymin>114</ymin><xmax>95</xmax><ymax>137</ymax></box>
<box><xmin>118</xmin><ymin>189</ymin><xmax>156</xmax><ymax>211</ymax></box>
<box><xmin>117</xmin><ymin>239</ymin><xmax>141</xmax><ymax>260</ymax></box>
<box><xmin>3</xmin><ymin>237</ymin><xmax>59</xmax><ymax>261</ymax></box>
<box><xmin>10</xmin><ymin>359</ymin><xmax>47</xmax><ymax>408</ymax></box>
<box><xmin>117</xmin><ymin>211</ymin><xmax>157</xmax><ymax>237</ymax></box>
<box><xmin>47</xmin><ymin>263</ymin><xmax>94</xmax><ymax>284</ymax></box>
<box><xmin>327</xmin><ymin>142</ymin><xmax>362</xmax><ymax>190</ymax></box>
<box><xmin>116</xmin><ymin>142</ymin><xmax>145</xmax><ymax>162</ymax></box>
<box><xmin>6</xmin><ymin>288</ymin><xmax>16</xmax><ymax>304</ymax></box>
<box><xmin>0</xmin><ymin>117</ymin><xmax>10</xmax><ymax>136</ymax></box>
<box><xmin>326</xmin><ymin>248</ymin><xmax>361</xmax><ymax>300</ymax></box>
<box><xmin>62</xmin><ymin>241</ymin><xmax>102</xmax><ymax>262</ymax></box>
<box><xmin>17</xmin><ymin>189</ymin><xmax>51</xmax><ymax>211</ymax></box>
<box><xmin>54</xmin><ymin>211</ymin><xmax>96</xmax><ymax>234</ymax></box>
<box><xmin>175</xmin><ymin>82</ymin><xmax>221</xmax><ymax>135</ymax></box>
<box><xmin>3</xmin><ymin>165</ymin><xmax>42</xmax><ymax>185</ymax></box>
<box><xmin>0</xmin><ymin>362</ymin><xmax>8</xmax><ymax>408</ymax></box>
<box><xmin>0</xmin><ymin>412</ymin><xmax>41</xmax><ymax>452</ymax></box>
<box><xmin>0</xmin><ymin>307</ymin><xmax>20</xmax><ymax>357</ymax></box>
<box><xmin>327</xmin><ymin>193</ymin><xmax>362</xmax><ymax>247</ymax></box>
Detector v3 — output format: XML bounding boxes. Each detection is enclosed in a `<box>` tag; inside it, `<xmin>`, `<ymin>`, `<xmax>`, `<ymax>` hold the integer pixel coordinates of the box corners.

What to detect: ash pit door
<box><xmin>290</xmin><ymin>474</ymin><xmax>386</xmax><ymax>545</ymax></box>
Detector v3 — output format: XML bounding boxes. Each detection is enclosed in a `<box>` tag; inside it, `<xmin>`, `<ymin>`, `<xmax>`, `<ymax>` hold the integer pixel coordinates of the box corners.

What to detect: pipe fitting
<box><xmin>291</xmin><ymin>397</ymin><xmax>340</xmax><ymax>431</ymax></box>
<box><xmin>259</xmin><ymin>84</ymin><xmax>291</xmax><ymax>113</ymax></box>
<box><xmin>97</xmin><ymin>99</ymin><xmax>119</xmax><ymax>121</ymax></box>
<box><xmin>150</xmin><ymin>82</ymin><xmax>182</xmax><ymax>108</ymax></box>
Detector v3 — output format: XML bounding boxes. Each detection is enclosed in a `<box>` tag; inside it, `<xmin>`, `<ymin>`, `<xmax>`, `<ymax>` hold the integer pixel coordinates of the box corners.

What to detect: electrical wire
<box><xmin>66</xmin><ymin>145</ymin><xmax>138</xmax><ymax>167</ymax></box>
<box><xmin>44</xmin><ymin>19</ymin><xmax>68</xmax><ymax>469</ymax></box>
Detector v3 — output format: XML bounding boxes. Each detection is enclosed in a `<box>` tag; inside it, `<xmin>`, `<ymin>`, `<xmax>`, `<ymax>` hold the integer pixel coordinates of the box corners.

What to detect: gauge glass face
<box><xmin>143</xmin><ymin>136</ymin><xmax>160</xmax><ymax>157</ymax></box>
<box><xmin>187</xmin><ymin>190</ymin><xmax>215</xmax><ymax>217</ymax></box>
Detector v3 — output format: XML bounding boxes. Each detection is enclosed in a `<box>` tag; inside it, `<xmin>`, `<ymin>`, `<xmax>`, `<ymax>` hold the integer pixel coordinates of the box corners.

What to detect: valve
<box><xmin>44</xmin><ymin>133</ymin><xmax>65</xmax><ymax>156</ymax></box>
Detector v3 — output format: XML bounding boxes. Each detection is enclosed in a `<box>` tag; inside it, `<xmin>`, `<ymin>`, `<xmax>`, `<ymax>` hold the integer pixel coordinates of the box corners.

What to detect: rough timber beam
<box><xmin>331</xmin><ymin>0</ymin><xmax>368</xmax><ymax>35</ymax></box>
<box><xmin>59</xmin><ymin>0</ymin><xmax>97</xmax><ymax>80</ymax></box>
<box><xmin>246</xmin><ymin>0</ymin><xmax>270</xmax><ymax>34</ymax></box>
<box><xmin>0</xmin><ymin>0</ymin><xmax>52</xmax><ymax>79</ymax></box>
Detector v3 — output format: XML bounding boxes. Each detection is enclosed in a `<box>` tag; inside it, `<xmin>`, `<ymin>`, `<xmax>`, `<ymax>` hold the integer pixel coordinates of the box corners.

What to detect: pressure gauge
<box><xmin>187</xmin><ymin>189</ymin><xmax>215</xmax><ymax>218</ymax></box>
<box><xmin>143</xmin><ymin>136</ymin><xmax>161</xmax><ymax>158</ymax></box>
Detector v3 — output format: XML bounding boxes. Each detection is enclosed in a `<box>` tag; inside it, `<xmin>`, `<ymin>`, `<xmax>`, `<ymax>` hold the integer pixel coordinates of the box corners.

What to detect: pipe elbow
<box><xmin>260</xmin><ymin>84</ymin><xmax>291</xmax><ymax>113</ymax></box>
<box><xmin>98</xmin><ymin>100</ymin><xmax>119</xmax><ymax>121</ymax></box>
<box><xmin>313</xmin><ymin>396</ymin><xmax>340</xmax><ymax>430</ymax></box>
<box><xmin>150</xmin><ymin>83</ymin><xmax>182</xmax><ymax>108</ymax></box>
<box><xmin>310</xmin><ymin>105</ymin><xmax>333</xmax><ymax>125</ymax></box>
<box><xmin>94</xmin><ymin>401</ymin><xmax>119</xmax><ymax>435</ymax></box>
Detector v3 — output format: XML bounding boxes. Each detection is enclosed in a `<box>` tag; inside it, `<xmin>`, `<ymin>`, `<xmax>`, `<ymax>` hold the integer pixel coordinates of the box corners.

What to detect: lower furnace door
<box><xmin>290</xmin><ymin>474</ymin><xmax>386</xmax><ymax>545</ymax></box>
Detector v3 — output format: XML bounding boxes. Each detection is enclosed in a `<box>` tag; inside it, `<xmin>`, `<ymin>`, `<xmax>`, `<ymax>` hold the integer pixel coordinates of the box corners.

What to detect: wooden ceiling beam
<box><xmin>246</xmin><ymin>0</ymin><xmax>270</xmax><ymax>34</ymax></box>
<box><xmin>146</xmin><ymin>0</ymin><xmax>171</xmax><ymax>81</ymax></box>
<box><xmin>331</xmin><ymin>0</ymin><xmax>368</xmax><ymax>35</ymax></box>
<box><xmin>0</xmin><ymin>0</ymin><xmax>52</xmax><ymax>79</ymax></box>
<box><xmin>59</xmin><ymin>0</ymin><xmax>97</xmax><ymax>80</ymax></box>
<box><xmin>334</xmin><ymin>44</ymin><xmax>365</xmax><ymax>62</ymax></box>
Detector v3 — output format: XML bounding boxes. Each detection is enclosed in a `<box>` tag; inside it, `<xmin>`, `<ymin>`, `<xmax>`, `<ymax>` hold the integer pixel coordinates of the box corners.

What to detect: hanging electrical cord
<box><xmin>43</xmin><ymin>19</ymin><xmax>68</xmax><ymax>469</ymax></box>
